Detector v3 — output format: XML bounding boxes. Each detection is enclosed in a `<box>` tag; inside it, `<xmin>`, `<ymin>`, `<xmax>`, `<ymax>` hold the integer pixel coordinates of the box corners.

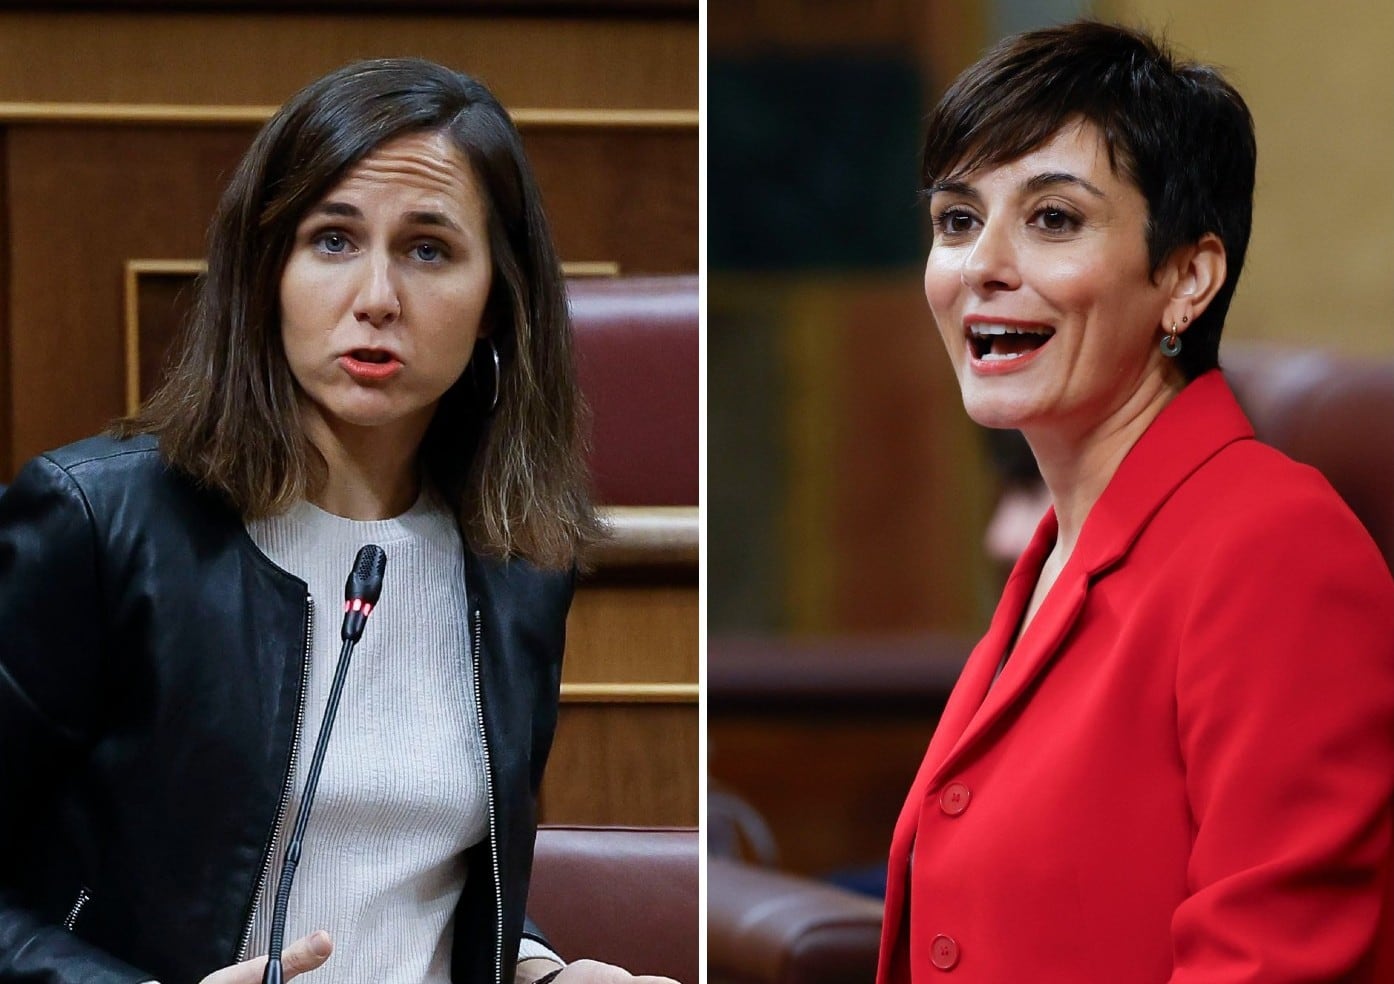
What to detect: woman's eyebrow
<box><xmin>402</xmin><ymin>210</ymin><xmax>463</xmax><ymax>233</ymax></box>
<box><xmin>1024</xmin><ymin>171</ymin><xmax>1106</xmax><ymax>197</ymax></box>
<box><xmin>927</xmin><ymin>178</ymin><xmax>979</xmax><ymax>200</ymax></box>
<box><xmin>303</xmin><ymin>203</ymin><xmax>464</xmax><ymax>234</ymax></box>
<box><xmin>309</xmin><ymin>201</ymin><xmax>362</xmax><ymax>219</ymax></box>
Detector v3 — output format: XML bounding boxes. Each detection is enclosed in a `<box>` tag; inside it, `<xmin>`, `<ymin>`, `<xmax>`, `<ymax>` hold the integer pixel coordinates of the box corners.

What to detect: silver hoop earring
<box><xmin>1161</xmin><ymin>323</ymin><xmax>1183</xmax><ymax>358</ymax></box>
<box><xmin>474</xmin><ymin>338</ymin><xmax>501</xmax><ymax>413</ymax></box>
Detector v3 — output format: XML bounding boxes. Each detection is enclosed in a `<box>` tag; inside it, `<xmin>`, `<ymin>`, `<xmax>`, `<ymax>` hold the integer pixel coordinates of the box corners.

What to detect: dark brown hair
<box><xmin>119</xmin><ymin>58</ymin><xmax>599</xmax><ymax>568</ymax></box>
<box><xmin>921</xmin><ymin>21</ymin><xmax>1256</xmax><ymax>380</ymax></box>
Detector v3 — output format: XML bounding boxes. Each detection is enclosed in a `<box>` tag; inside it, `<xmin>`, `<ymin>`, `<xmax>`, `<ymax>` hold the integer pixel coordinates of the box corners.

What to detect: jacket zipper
<box><xmin>62</xmin><ymin>886</ymin><xmax>91</xmax><ymax>931</ymax></box>
<box><xmin>472</xmin><ymin>608</ymin><xmax>504</xmax><ymax>984</ymax></box>
<box><xmin>235</xmin><ymin>594</ymin><xmax>313</xmax><ymax>961</ymax></box>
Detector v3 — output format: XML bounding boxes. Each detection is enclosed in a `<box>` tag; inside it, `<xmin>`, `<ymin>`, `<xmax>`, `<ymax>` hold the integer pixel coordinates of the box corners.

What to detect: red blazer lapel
<box><xmin>922</xmin><ymin>555</ymin><xmax>1043</xmax><ymax>771</ymax></box>
<box><xmin>890</xmin><ymin>514</ymin><xmax>1054</xmax><ymax>843</ymax></box>
<box><xmin>922</xmin><ymin>371</ymin><xmax>1256</xmax><ymax>791</ymax></box>
<box><xmin>931</xmin><ymin>555</ymin><xmax>1089</xmax><ymax>787</ymax></box>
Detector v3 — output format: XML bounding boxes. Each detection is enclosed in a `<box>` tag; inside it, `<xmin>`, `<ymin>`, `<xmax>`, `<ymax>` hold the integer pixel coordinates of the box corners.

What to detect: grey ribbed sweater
<box><xmin>238</xmin><ymin>496</ymin><xmax>554</xmax><ymax>982</ymax></box>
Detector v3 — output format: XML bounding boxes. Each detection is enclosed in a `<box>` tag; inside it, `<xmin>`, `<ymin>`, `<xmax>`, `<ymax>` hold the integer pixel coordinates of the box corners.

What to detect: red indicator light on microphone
<box><xmin>341</xmin><ymin>544</ymin><xmax>386</xmax><ymax>642</ymax></box>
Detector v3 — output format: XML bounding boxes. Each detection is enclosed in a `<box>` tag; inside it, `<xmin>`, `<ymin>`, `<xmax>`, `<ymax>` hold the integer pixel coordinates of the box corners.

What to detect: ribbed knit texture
<box><xmin>242</xmin><ymin>494</ymin><xmax>554</xmax><ymax>982</ymax></box>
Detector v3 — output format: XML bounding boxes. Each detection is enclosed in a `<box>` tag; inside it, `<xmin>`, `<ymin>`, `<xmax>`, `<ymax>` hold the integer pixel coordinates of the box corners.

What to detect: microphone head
<box><xmin>345</xmin><ymin>544</ymin><xmax>387</xmax><ymax>604</ymax></box>
<box><xmin>342</xmin><ymin>544</ymin><xmax>386</xmax><ymax>642</ymax></box>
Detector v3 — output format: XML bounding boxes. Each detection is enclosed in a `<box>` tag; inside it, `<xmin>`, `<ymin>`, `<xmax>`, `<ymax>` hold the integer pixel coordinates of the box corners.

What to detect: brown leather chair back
<box><xmin>1224</xmin><ymin>345</ymin><xmax>1394</xmax><ymax>572</ymax></box>
<box><xmin>708</xmin><ymin>858</ymin><xmax>884</xmax><ymax>984</ymax></box>
<box><xmin>529</xmin><ymin>825</ymin><xmax>698</xmax><ymax>983</ymax></box>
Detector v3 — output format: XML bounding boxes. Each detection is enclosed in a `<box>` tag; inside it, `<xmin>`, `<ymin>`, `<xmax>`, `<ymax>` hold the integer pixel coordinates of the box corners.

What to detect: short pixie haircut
<box><xmin>921</xmin><ymin>21</ymin><xmax>1256</xmax><ymax>380</ymax></box>
<box><xmin>122</xmin><ymin>58</ymin><xmax>599</xmax><ymax>568</ymax></box>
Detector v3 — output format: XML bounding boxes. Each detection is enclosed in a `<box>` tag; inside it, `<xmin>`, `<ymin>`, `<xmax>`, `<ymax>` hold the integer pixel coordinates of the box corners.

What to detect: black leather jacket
<box><xmin>0</xmin><ymin>435</ymin><xmax>573</xmax><ymax>984</ymax></box>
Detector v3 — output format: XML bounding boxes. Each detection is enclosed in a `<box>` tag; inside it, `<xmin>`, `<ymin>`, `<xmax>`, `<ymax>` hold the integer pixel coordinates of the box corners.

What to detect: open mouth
<box><xmin>967</xmin><ymin>324</ymin><xmax>1054</xmax><ymax>362</ymax></box>
<box><xmin>339</xmin><ymin>349</ymin><xmax>403</xmax><ymax>381</ymax></box>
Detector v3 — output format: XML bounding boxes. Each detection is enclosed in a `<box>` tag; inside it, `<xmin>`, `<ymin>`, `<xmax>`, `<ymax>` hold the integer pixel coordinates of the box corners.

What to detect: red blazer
<box><xmin>877</xmin><ymin>372</ymin><xmax>1394</xmax><ymax>983</ymax></box>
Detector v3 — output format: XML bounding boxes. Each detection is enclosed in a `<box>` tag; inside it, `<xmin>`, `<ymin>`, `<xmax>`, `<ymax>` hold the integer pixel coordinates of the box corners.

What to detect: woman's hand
<box><xmin>197</xmin><ymin>931</ymin><xmax>332</xmax><ymax>983</ymax></box>
<box><xmin>551</xmin><ymin>959</ymin><xmax>679</xmax><ymax>984</ymax></box>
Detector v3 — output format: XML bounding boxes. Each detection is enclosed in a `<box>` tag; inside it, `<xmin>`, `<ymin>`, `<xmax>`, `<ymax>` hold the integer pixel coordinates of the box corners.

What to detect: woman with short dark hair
<box><xmin>879</xmin><ymin>22</ymin><xmax>1394</xmax><ymax>982</ymax></box>
<box><xmin>0</xmin><ymin>59</ymin><xmax>663</xmax><ymax>984</ymax></box>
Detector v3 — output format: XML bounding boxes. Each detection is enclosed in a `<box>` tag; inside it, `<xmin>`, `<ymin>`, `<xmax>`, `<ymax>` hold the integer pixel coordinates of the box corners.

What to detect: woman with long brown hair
<box><xmin>0</xmin><ymin>58</ymin><xmax>664</xmax><ymax>984</ymax></box>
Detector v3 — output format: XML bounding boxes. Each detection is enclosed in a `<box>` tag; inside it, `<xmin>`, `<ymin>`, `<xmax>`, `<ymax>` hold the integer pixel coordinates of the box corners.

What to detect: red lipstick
<box><xmin>339</xmin><ymin>351</ymin><xmax>403</xmax><ymax>382</ymax></box>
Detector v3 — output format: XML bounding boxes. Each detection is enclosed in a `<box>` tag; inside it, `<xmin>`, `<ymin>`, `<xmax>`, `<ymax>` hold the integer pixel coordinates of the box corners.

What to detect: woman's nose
<box><xmin>353</xmin><ymin>254</ymin><xmax>401</xmax><ymax>327</ymax></box>
<box><xmin>961</xmin><ymin>220</ymin><xmax>1020</xmax><ymax>294</ymax></box>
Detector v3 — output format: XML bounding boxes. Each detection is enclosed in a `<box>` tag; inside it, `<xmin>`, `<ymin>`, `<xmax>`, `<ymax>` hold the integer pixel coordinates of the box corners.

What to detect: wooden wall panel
<box><xmin>2</xmin><ymin>118</ymin><xmax>695</xmax><ymax>470</ymax></box>
<box><xmin>129</xmin><ymin>263</ymin><xmax>201</xmax><ymax>413</ymax></box>
<box><xmin>524</xmin><ymin>126</ymin><xmax>698</xmax><ymax>274</ymax></box>
<box><xmin>556</xmin><ymin>554</ymin><xmax>696</xmax><ymax>826</ymax></box>
<box><xmin>565</xmin><ymin>582</ymin><xmax>697</xmax><ymax>683</ymax></box>
<box><xmin>709</xmin><ymin>713</ymin><xmax>933</xmax><ymax>876</ymax></box>
<box><xmin>4</xmin><ymin>124</ymin><xmax>250</xmax><ymax>470</ymax></box>
<box><xmin>560</xmin><ymin>565</ymin><xmax>696</xmax><ymax>825</ymax></box>
<box><xmin>542</xmin><ymin>703</ymin><xmax>698</xmax><ymax>825</ymax></box>
<box><xmin>0</xmin><ymin>11</ymin><xmax>696</xmax><ymax>111</ymax></box>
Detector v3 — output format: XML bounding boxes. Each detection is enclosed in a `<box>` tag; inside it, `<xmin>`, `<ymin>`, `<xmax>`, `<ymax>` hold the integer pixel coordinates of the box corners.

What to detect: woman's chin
<box><xmin>959</xmin><ymin>389</ymin><xmax>1039</xmax><ymax>431</ymax></box>
<box><xmin>968</xmin><ymin>410</ymin><xmax>1028</xmax><ymax>431</ymax></box>
<box><xmin>301</xmin><ymin>393</ymin><xmax>438</xmax><ymax>439</ymax></box>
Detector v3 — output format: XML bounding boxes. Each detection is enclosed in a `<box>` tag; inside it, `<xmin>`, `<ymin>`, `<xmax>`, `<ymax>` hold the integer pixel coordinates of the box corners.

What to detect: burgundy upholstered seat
<box><xmin>529</xmin><ymin>825</ymin><xmax>697</xmax><ymax>983</ymax></box>
<box><xmin>569</xmin><ymin>276</ymin><xmax>699</xmax><ymax>507</ymax></box>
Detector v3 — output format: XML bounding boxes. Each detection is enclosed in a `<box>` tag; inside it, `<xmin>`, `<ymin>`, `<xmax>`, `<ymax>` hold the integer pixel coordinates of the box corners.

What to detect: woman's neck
<box><xmin>301</xmin><ymin>412</ymin><xmax>429</xmax><ymax>521</ymax></box>
<box><xmin>1026</xmin><ymin>371</ymin><xmax>1184</xmax><ymax>562</ymax></box>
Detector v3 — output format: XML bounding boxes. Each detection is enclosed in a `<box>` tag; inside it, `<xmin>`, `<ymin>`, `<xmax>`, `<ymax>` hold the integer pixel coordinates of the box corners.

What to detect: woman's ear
<box><xmin>1164</xmin><ymin>233</ymin><xmax>1227</xmax><ymax>333</ymax></box>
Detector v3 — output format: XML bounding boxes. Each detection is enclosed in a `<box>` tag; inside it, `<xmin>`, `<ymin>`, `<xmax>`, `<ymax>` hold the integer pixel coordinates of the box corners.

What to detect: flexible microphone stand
<box><xmin>262</xmin><ymin>544</ymin><xmax>387</xmax><ymax>984</ymax></box>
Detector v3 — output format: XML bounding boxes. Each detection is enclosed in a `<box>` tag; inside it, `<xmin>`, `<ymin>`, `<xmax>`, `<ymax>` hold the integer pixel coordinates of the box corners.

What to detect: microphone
<box><xmin>341</xmin><ymin>543</ymin><xmax>386</xmax><ymax>642</ymax></box>
<box><xmin>263</xmin><ymin>544</ymin><xmax>387</xmax><ymax>984</ymax></box>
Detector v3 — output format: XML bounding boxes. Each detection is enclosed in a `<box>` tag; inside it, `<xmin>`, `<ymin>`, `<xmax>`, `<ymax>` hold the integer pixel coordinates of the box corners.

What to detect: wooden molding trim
<box><xmin>563</xmin><ymin>262</ymin><xmax>623</xmax><ymax>278</ymax></box>
<box><xmin>0</xmin><ymin>102</ymin><xmax>697</xmax><ymax>129</ymax></box>
<box><xmin>122</xmin><ymin>260</ymin><xmax>206</xmax><ymax>413</ymax></box>
<box><xmin>591</xmin><ymin>505</ymin><xmax>698</xmax><ymax>567</ymax></box>
<box><xmin>559</xmin><ymin>682</ymin><xmax>698</xmax><ymax>703</ymax></box>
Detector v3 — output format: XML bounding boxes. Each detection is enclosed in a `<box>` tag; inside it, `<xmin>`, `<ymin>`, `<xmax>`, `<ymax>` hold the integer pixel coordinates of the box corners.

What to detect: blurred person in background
<box><xmin>979</xmin><ymin>427</ymin><xmax>1050</xmax><ymax>589</ymax></box>
<box><xmin>879</xmin><ymin>21</ymin><xmax>1394</xmax><ymax>983</ymax></box>
<box><xmin>0</xmin><ymin>59</ymin><xmax>672</xmax><ymax>984</ymax></box>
